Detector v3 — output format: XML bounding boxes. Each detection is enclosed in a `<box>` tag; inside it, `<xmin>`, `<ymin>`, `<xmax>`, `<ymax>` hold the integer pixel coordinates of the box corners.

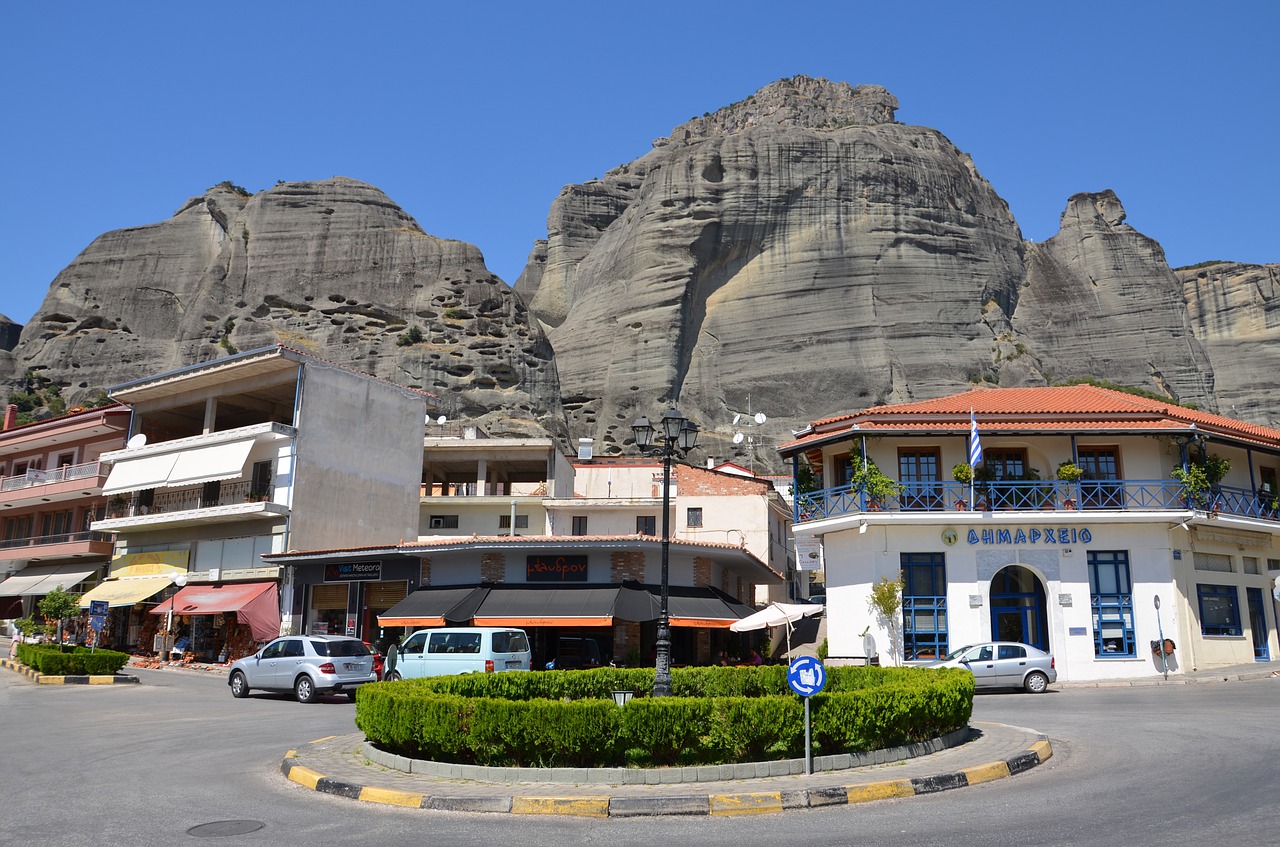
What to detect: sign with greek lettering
<box><xmin>526</xmin><ymin>554</ymin><xmax>589</xmax><ymax>582</ymax></box>
<box><xmin>967</xmin><ymin>527</ymin><xmax>1092</xmax><ymax>546</ymax></box>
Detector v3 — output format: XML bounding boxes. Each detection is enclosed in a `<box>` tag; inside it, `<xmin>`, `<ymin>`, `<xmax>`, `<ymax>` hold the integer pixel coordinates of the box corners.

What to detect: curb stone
<box><xmin>279</xmin><ymin>733</ymin><xmax>1054</xmax><ymax>817</ymax></box>
<box><xmin>0</xmin><ymin>656</ymin><xmax>139</xmax><ymax>685</ymax></box>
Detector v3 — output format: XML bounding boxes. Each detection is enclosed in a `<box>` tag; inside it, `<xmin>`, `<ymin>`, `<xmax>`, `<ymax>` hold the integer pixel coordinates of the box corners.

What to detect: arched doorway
<box><xmin>989</xmin><ymin>565</ymin><xmax>1048</xmax><ymax>650</ymax></box>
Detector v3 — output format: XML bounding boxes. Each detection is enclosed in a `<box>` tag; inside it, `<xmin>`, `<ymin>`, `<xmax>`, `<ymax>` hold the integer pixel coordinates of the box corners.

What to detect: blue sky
<box><xmin>3</xmin><ymin>2</ymin><xmax>1276</xmax><ymax>326</ymax></box>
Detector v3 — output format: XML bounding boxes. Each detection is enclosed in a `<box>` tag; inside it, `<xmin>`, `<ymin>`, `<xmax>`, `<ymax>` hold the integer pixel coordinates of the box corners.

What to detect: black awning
<box><xmin>472</xmin><ymin>584</ymin><xmax>623</xmax><ymax>627</ymax></box>
<box><xmin>377</xmin><ymin>585</ymin><xmax>488</xmax><ymax>627</ymax></box>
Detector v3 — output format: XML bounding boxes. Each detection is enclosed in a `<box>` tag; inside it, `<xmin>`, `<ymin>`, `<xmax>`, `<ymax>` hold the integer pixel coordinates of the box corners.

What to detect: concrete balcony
<box><xmin>0</xmin><ymin>461</ymin><xmax>109</xmax><ymax>508</ymax></box>
<box><xmin>0</xmin><ymin>530</ymin><xmax>115</xmax><ymax>563</ymax></box>
<box><xmin>92</xmin><ymin>481</ymin><xmax>287</xmax><ymax>532</ymax></box>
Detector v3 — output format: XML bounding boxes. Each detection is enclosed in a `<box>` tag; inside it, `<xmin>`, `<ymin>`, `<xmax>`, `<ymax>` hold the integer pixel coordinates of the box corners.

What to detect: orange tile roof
<box><xmin>780</xmin><ymin>385</ymin><xmax>1280</xmax><ymax>452</ymax></box>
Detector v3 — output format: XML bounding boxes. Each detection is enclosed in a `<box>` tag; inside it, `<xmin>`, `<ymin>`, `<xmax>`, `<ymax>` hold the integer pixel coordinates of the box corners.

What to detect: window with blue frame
<box><xmin>1088</xmin><ymin>551</ymin><xmax>1135</xmax><ymax>656</ymax></box>
<box><xmin>1197</xmin><ymin>584</ymin><xmax>1242</xmax><ymax>636</ymax></box>
<box><xmin>901</xmin><ymin>553</ymin><xmax>947</xmax><ymax>660</ymax></box>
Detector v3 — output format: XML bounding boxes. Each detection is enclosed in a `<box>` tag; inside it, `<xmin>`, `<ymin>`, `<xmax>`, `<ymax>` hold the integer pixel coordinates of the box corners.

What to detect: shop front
<box><xmin>77</xmin><ymin>551</ymin><xmax>189</xmax><ymax>651</ymax></box>
<box><xmin>150</xmin><ymin>580</ymin><xmax>280</xmax><ymax>662</ymax></box>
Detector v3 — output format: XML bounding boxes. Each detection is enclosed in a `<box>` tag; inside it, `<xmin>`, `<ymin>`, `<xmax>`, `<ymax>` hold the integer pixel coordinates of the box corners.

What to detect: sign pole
<box><xmin>787</xmin><ymin>655</ymin><xmax>827</xmax><ymax>776</ymax></box>
<box><xmin>1154</xmin><ymin>595</ymin><xmax>1169</xmax><ymax>680</ymax></box>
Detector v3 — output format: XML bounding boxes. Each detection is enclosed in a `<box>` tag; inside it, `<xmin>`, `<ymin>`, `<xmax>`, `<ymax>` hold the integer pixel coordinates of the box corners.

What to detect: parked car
<box><xmin>227</xmin><ymin>635</ymin><xmax>377</xmax><ymax>703</ymax></box>
<box><xmin>386</xmin><ymin>627</ymin><xmax>531</xmax><ymax>680</ymax></box>
<box><xmin>923</xmin><ymin>641</ymin><xmax>1056</xmax><ymax>693</ymax></box>
<box><xmin>544</xmin><ymin>635</ymin><xmax>604</xmax><ymax>670</ymax></box>
<box><xmin>363</xmin><ymin>641</ymin><xmax>385</xmax><ymax>680</ymax></box>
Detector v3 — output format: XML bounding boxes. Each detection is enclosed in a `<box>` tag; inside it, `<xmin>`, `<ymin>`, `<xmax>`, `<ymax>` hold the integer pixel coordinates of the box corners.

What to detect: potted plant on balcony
<box><xmin>850</xmin><ymin>453</ymin><xmax>902</xmax><ymax>511</ymax></box>
<box><xmin>107</xmin><ymin>494</ymin><xmax>128</xmax><ymax>518</ymax></box>
<box><xmin>1173</xmin><ymin>452</ymin><xmax>1230</xmax><ymax>511</ymax></box>
<box><xmin>1056</xmin><ymin>461</ymin><xmax>1084</xmax><ymax>509</ymax></box>
<box><xmin>951</xmin><ymin>463</ymin><xmax>972</xmax><ymax>510</ymax></box>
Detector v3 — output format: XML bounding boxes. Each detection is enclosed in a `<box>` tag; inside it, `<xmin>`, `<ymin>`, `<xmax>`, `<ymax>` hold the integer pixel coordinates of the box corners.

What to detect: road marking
<box><xmin>709</xmin><ymin>792</ymin><xmax>784</xmax><ymax>815</ymax></box>
<box><xmin>511</xmin><ymin>796</ymin><xmax>610</xmax><ymax>817</ymax></box>
<box><xmin>962</xmin><ymin>761</ymin><xmax>1011</xmax><ymax>785</ymax></box>
<box><xmin>847</xmin><ymin>779</ymin><xmax>915</xmax><ymax>803</ymax></box>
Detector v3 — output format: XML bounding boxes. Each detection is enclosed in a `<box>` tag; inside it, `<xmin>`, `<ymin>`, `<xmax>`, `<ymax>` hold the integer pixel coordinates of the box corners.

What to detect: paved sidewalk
<box><xmin>281</xmin><ymin>722</ymin><xmax>1052</xmax><ymax>817</ymax></box>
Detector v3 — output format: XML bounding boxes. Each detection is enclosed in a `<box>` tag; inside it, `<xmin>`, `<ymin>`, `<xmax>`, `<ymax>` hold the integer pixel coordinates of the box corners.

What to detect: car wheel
<box><xmin>295</xmin><ymin>675</ymin><xmax>317</xmax><ymax>704</ymax></box>
<box><xmin>345</xmin><ymin>691</ymin><xmax>357</xmax><ymax>702</ymax></box>
<box><xmin>386</xmin><ymin>671</ymin><xmax>401</xmax><ymax>682</ymax></box>
<box><xmin>1024</xmin><ymin>671</ymin><xmax>1049</xmax><ymax>694</ymax></box>
<box><xmin>229</xmin><ymin>671</ymin><xmax>249</xmax><ymax>699</ymax></box>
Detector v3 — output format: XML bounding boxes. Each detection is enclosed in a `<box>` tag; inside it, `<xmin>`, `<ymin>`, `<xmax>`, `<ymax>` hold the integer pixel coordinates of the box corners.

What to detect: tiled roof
<box><xmin>781</xmin><ymin>385</ymin><xmax>1280</xmax><ymax>452</ymax></box>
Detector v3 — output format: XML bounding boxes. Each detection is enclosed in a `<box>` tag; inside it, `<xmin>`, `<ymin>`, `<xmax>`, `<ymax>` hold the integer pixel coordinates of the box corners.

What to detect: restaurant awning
<box><xmin>378</xmin><ymin>583</ymin><xmax>753</xmax><ymax>630</ymax></box>
<box><xmin>166</xmin><ymin>441</ymin><xmax>256</xmax><ymax>487</ymax></box>
<box><xmin>151</xmin><ymin>581</ymin><xmax>280</xmax><ymax>641</ymax></box>
<box><xmin>102</xmin><ymin>453</ymin><xmax>178</xmax><ymax>495</ymax></box>
<box><xmin>79</xmin><ymin>576</ymin><xmax>173</xmax><ymax>609</ymax></box>
<box><xmin>664</xmin><ymin>585</ymin><xmax>758</xmax><ymax>628</ymax></box>
<box><xmin>377</xmin><ymin>586</ymin><xmax>489</xmax><ymax>628</ymax></box>
<box><xmin>472</xmin><ymin>585</ymin><xmax>629</xmax><ymax>627</ymax></box>
<box><xmin>0</xmin><ymin>564</ymin><xmax>98</xmax><ymax>597</ymax></box>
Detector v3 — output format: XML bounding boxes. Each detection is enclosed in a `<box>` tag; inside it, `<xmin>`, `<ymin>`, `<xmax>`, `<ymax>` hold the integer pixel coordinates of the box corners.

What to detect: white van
<box><xmin>386</xmin><ymin>627</ymin><xmax>531</xmax><ymax>680</ymax></box>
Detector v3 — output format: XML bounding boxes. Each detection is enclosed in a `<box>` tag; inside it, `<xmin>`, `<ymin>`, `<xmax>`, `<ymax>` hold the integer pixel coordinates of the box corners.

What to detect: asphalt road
<box><xmin>2</xmin><ymin>667</ymin><xmax>1278</xmax><ymax>847</ymax></box>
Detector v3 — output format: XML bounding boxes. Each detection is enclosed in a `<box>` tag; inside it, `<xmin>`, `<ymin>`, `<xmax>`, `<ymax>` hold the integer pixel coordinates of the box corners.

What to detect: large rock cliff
<box><xmin>517</xmin><ymin>77</ymin><xmax>1217</xmax><ymax>464</ymax></box>
<box><xmin>6</xmin><ymin>178</ymin><xmax>563</xmax><ymax>438</ymax></box>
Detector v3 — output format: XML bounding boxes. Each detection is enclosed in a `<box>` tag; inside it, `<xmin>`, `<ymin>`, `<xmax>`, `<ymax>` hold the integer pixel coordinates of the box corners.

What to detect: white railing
<box><xmin>0</xmin><ymin>461</ymin><xmax>102</xmax><ymax>493</ymax></box>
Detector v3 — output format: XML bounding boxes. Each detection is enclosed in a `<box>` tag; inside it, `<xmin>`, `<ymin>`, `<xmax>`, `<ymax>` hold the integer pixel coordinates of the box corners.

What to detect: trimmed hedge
<box><xmin>356</xmin><ymin>665</ymin><xmax>973</xmax><ymax>768</ymax></box>
<box><xmin>15</xmin><ymin>643</ymin><xmax>131</xmax><ymax>676</ymax></box>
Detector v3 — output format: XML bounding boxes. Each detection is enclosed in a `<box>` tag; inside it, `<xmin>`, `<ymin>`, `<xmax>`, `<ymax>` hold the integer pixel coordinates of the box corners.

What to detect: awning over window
<box><xmin>166</xmin><ymin>441</ymin><xmax>256</xmax><ymax>487</ymax></box>
<box><xmin>378</xmin><ymin>583</ymin><xmax>753</xmax><ymax>630</ymax></box>
<box><xmin>102</xmin><ymin>453</ymin><xmax>178</xmax><ymax>495</ymax></box>
<box><xmin>0</xmin><ymin>564</ymin><xmax>98</xmax><ymax>597</ymax></box>
<box><xmin>377</xmin><ymin>586</ymin><xmax>488</xmax><ymax>628</ymax></box>
<box><xmin>150</xmin><ymin>581</ymin><xmax>279</xmax><ymax>641</ymax></box>
<box><xmin>79</xmin><ymin>577</ymin><xmax>173</xmax><ymax>609</ymax></box>
<box><xmin>471</xmin><ymin>585</ymin><xmax>627</xmax><ymax>627</ymax></box>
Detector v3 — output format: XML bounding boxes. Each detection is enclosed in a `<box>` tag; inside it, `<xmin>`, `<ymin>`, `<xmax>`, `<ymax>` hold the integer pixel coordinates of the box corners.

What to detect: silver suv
<box><xmin>228</xmin><ymin>635</ymin><xmax>377</xmax><ymax>703</ymax></box>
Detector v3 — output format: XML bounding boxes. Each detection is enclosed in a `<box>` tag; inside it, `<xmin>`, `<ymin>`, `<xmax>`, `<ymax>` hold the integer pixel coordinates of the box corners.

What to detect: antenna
<box><xmin>729</xmin><ymin>394</ymin><xmax>769</xmax><ymax>474</ymax></box>
<box><xmin>127</xmin><ymin>433</ymin><xmax>147</xmax><ymax>449</ymax></box>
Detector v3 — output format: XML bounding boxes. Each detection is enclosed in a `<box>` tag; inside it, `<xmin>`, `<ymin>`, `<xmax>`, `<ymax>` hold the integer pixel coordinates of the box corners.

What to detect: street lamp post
<box><xmin>632</xmin><ymin>408</ymin><xmax>699</xmax><ymax>697</ymax></box>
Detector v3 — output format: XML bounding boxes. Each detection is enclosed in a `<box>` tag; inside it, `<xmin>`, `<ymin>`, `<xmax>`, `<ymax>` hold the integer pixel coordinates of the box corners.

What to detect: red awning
<box><xmin>152</xmin><ymin>582</ymin><xmax>280</xmax><ymax>642</ymax></box>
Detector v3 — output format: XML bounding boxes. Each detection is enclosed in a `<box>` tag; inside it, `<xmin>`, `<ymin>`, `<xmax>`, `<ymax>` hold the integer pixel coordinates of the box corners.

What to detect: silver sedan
<box><xmin>923</xmin><ymin>641</ymin><xmax>1057</xmax><ymax>693</ymax></box>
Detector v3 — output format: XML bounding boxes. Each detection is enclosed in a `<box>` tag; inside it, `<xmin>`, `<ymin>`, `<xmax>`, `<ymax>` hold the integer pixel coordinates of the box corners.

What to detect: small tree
<box><xmin>867</xmin><ymin>575</ymin><xmax>904</xmax><ymax>665</ymax></box>
<box><xmin>38</xmin><ymin>585</ymin><xmax>81</xmax><ymax>645</ymax></box>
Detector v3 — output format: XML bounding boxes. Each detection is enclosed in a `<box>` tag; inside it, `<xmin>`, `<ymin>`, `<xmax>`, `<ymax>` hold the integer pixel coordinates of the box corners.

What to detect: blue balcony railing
<box><xmin>794</xmin><ymin>478</ymin><xmax>1266</xmax><ymax>523</ymax></box>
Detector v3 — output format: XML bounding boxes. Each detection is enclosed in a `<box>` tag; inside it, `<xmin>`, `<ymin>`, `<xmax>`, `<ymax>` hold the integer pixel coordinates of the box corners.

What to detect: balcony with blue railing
<box><xmin>793</xmin><ymin>478</ymin><xmax>1273</xmax><ymax>523</ymax></box>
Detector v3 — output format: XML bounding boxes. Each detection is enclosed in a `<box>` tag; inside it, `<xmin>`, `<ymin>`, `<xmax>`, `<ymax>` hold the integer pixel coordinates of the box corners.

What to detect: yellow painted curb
<box><xmin>962</xmin><ymin>761</ymin><xmax>1011</xmax><ymax>785</ymax></box>
<box><xmin>511</xmin><ymin>796</ymin><xmax>610</xmax><ymax>817</ymax></box>
<box><xmin>87</xmin><ymin>676</ymin><xmax>115</xmax><ymax>685</ymax></box>
<box><xmin>284</xmin><ymin>749</ymin><xmax>298</xmax><ymax>759</ymax></box>
<box><xmin>38</xmin><ymin>676</ymin><xmax>66</xmax><ymax>685</ymax></box>
<box><xmin>1029</xmin><ymin>740</ymin><xmax>1053</xmax><ymax>762</ymax></box>
<box><xmin>309</xmin><ymin>736</ymin><xmax>338</xmax><ymax>744</ymax></box>
<box><xmin>287</xmin><ymin>765</ymin><xmax>324</xmax><ymax>790</ymax></box>
<box><xmin>847</xmin><ymin>779</ymin><xmax>915</xmax><ymax>804</ymax></box>
<box><xmin>709</xmin><ymin>792</ymin><xmax>784</xmax><ymax>816</ymax></box>
<box><xmin>359</xmin><ymin>786</ymin><xmax>425</xmax><ymax>808</ymax></box>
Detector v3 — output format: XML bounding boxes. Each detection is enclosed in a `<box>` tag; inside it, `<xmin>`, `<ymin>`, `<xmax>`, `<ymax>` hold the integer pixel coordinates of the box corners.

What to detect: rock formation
<box><xmin>1176</xmin><ymin>261</ymin><xmax>1280</xmax><ymax>425</ymax></box>
<box><xmin>517</xmin><ymin>77</ymin><xmax>1217</xmax><ymax>466</ymax></box>
<box><xmin>5</xmin><ymin>178</ymin><xmax>563</xmax><ymax>438</ymax></box>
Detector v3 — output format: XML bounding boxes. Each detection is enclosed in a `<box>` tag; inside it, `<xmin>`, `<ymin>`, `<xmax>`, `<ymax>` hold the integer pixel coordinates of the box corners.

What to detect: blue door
<box><xmin>1247</xmin><ymin>587</ymin><xmax>1269</xmax><ymax>661</ymax></box>
<box><xmin>989</xmin><ymin>566</ymin><xmax>1048</xmax><ymax>651</ymax></box>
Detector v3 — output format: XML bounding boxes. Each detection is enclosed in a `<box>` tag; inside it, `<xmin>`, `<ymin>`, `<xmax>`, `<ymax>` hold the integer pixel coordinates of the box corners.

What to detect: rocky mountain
<box><xmin>2</xmin><ymin>178</ymin><xmax>564</xmax><ymax>439</ymax></box>
<box><xmin>3</xmin><ymin>76</ymin><xmax>1269</xmax><ymax>471</ymax></box>
<box><xmin>1176</xmin><ymin>260</ymin><xmax>1280</xmax><ymax>426</ymax></box>
<box><xmin>517</xmin><ymin>76</ymin><xmax>1219</xmax><ymax>465</ymax></box>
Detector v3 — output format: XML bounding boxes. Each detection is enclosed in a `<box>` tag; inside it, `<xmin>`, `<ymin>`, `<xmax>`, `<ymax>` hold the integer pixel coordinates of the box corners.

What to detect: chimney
<box><xmin>2</xmin><ymin>404</ymin><xmax>16</xmax><ymax>431</ymax></box>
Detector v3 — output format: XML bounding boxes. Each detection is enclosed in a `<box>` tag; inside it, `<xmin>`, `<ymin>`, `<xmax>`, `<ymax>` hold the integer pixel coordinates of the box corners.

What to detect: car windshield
<box><xmin>312</xmin><ymin>639</ymin><xmax>371</xmax><ymax>658</ymax></box>
<box><xmin>942</xmin><ymin>645</ymin><xmax>976</xmax><ymax>661</ymax></box>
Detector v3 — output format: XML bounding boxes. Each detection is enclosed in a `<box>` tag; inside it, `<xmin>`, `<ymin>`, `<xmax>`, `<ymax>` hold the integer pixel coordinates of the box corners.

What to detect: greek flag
<box><xmin>968</xmin><ymin>411</ymin><xmax>983</xmax><ymax>467</ymax></box>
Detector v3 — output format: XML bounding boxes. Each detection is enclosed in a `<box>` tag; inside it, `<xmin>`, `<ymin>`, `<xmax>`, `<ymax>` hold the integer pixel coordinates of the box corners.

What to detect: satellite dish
<box><xmin>732</xmin><ymin>414</ymin><xmax>742</xmax><ymax>426</ymax></box>
<box><xmin>127</xmin><ymin>433</ymin><xmax>147</xmax><ymax>449</ymax></box>
<box><xmin>754</xmin><ymin>412</ymin><xmax>767</xmax><ymax>425</ymax></box>
<box><xmin>436</xmin><ymin>415</ymin><xmax>447</xmax><ymax>426</ymax></box>
<box><xmin>732</xmin><ymin>432</ymin><xmax>744</xmax><ymax>444</ymax></box>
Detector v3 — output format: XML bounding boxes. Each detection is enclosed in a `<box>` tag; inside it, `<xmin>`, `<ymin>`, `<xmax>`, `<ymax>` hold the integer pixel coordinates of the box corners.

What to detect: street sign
<box><xmin>787</xmin><ymin>655</ymin><xmax>827</xmax><ymax>697</ymax></box>
<box><xmin>89</xmin><ymin>600</ymin><xmax>109</xmax><ymax>617</ymax></box>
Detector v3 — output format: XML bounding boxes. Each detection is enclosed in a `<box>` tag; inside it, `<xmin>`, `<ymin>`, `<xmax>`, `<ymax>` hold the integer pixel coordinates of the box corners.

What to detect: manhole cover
<box><xmin>187</xmin><ymin>820</ymin><xmax>266</xmax><ymax>838</ymax></box>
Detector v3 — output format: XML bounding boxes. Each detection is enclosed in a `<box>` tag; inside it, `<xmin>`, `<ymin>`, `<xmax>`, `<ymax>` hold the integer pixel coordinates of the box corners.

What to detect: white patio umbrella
<box><xmin>730</xmin><ymin>602</ymin><xmax>824</xmax><ymax>660</ymax></box>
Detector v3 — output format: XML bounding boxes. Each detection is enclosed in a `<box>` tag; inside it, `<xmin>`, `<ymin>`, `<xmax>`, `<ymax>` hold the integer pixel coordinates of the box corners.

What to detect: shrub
<box><xmin>356</xmin><ymin>665</ymin><xmax>973</xmax><ymax>768</ymax></box>
<box><xmin>13</xmin><ymin>644</ymin><xmax>129</xmax><ymax>675</ymax></box>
